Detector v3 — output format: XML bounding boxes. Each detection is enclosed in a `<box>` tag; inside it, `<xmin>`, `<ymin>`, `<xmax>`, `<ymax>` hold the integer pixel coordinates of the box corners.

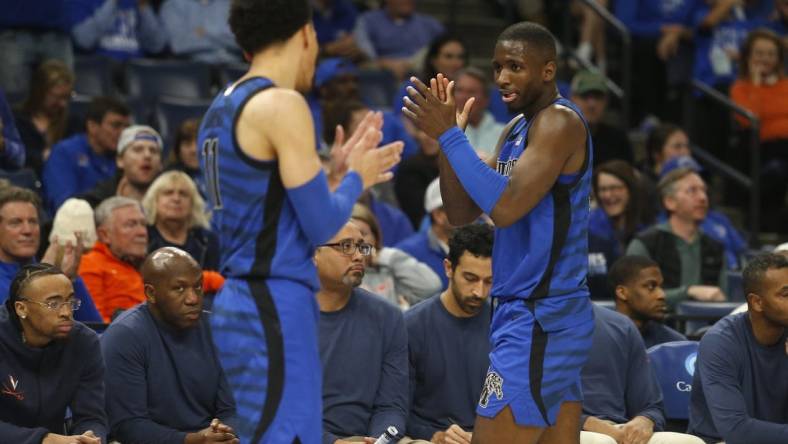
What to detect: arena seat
<box><xmin>126</xmin><ymin>59</ymin><xmax>214</xmax><ymax>102</ymax></box>
<box><xmin>647</xmin><ymin>340</ymin><xmax>699</xmax><ymax>421</ymax></box>
<box><xmin>218</xmin><ymin>63</ymin><xmax>249</xmax><ymax>87</ymax></box>
<box><xmin>73</xmin><ymin>56</ymin><xmax>115</xmax><ymax>97</ymax></box>
<box><xmin>154</xmin><ymin>96</ymin><xmax>211</xmax><ymax>151</ymax></box>
<box><xmin>592</xmin><ymin>299</ymin><xmax>616</xmax><ymax>310</ymax></box>
<box><xmin>358</xmin><ymin>68</ymin><xmax>397</xmax><ymax>109</ymax></box>
<box><xmin>727</xmin><ymin>271</ymin><xmax>744</xmax><ymax>302</ymax></box>
<box><xmin>674</xmin><ymin>301</ymin><xmax>741</xmax><ymax>334</ymax></box>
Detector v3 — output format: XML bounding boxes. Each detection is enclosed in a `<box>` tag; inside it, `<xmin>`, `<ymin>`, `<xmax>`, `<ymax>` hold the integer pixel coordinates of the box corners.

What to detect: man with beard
<box><xmin>609</xmin><ymin>255</ymin><xmax>686</xmax><ymax>348</ymax></box>
<box><xmin>315</xmin><ymin>221</ymin><xmax>408</xmax><ymax>444</ymax></box>
<box><xmin>80</xmin><ymin>125</ymin><xmax>164</xmax><ymax>208</ymax></box>
<box><xmin>102</xmin><ymin>247</ymin><xmax>237</xmax><ymax>444</ymax></box>
<box><xmin>627</xmin><ymin>168</ymin><xmax>727</xmax><ymax>309</ymax></box>
<box><xmin>404</xmin><ymin>224</ymin><xmax>494</xmax><ymax>444</ymax></box>
<box><xmin>688</xmin><ymin>253</ymin><xmax>788</xmax><ymax>444</ymax></box>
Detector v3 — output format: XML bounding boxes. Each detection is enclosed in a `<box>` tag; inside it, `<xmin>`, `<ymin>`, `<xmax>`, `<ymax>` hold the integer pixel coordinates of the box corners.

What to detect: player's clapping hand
<box><xmin>403</xmin><ymin>75</ymin><xmax>472</xmax><ymax>139</ymax></box>
<box><xmin>346</xmin><ymin>120</ymin><xmax>403</xmax><ymax>189</ymax></box>
<box><xmin>330</xmin><ymin>111</ymin><xmax>384</xmax><ymax>179</ymax></box>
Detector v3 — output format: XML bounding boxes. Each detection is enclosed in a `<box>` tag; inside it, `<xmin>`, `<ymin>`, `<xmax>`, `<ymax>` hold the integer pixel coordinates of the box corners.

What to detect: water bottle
<box><xmin>373</xmin><ymin>426</ymin><xmax>399</xmax><ymax>444</ymax></box>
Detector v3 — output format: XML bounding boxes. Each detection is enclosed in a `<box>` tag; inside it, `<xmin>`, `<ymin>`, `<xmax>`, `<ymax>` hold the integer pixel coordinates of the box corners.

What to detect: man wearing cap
<box><xmin>570</xmin><ymin>70</ymin><xmax>633</xmax><ymax>167</ymax></box>
<box><xmin>79</xmin><ymin>124</ymin><xmax>164</xmax><ymax>208</ymax></box>
<box><xmin>395</xmin><ymin>178</ymin><xmax>452</xmax><ymax>289</ymax></box>
<box><xmin>42</xmin><ymin>96</ymin><xmax>131</xmax><ymax>214</ymax></box>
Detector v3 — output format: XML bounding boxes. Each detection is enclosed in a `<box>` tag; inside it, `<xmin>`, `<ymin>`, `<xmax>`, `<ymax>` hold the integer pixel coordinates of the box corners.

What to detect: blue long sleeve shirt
<box><xmin>319</xmin><ymin>288</ymin><xmax>408</xmax><ymax>444</ymax></box>
<box><xmin>581</xmin><ymin>305</ymin><xmax>666</xmax><ymax>430</ymax></box>
<box><xmin>615</xmin><ymin>0</ymin><xmax>700</xmax><ymax>39</ymax></box>
<box><xmin>0</xmin><ymin>90</ymin><xmax>26</xmax><ymax>170</ymax></box>
<box><xmin>353</xmin><ymin>9</ymin><xmax>444</xmax><ymax>59</ymax></box>
<box><xmin>70</xmin><ymin>0</ymin><xmax>167</xmax><ymax>59</ymax></box>
<box><xmin>405</xmin><ymin>295</ymin><xmax>490</xmax><ymax>439</ymax></box>
<box><xmin>0</xmin><ymin>0</ymin><xmax>73</xmax><ymax>31</ymax></box>
<box><xmin>0</xmin><ymin>260</ymin><xmax>103</xmax><ymax>323</ymax></box>
<box><xmin>43</xmin><ymin>133</ymin><xmax>116</xmax><ymax>215</ymax></box>
<box><xmin>159</xmin><ymin>0</ymin><xmax>241</xmax><ymax>63</ymax></box>
<box><xmin>101</xmin><ymin>304</ymin><xmax>237</xmax><ymax>443</ymax></box>
<box><xmin>688</xmin><ymin>313</ymin><xmax>788</xmax><ymax>444</ymax></box>
<box><xmin>0</xmin><ymin>305</ymin><xmax>107</xmax><ymax>444</ymax></box>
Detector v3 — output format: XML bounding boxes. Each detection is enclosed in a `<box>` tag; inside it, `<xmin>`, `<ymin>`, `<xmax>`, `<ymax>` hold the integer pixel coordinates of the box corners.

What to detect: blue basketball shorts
<box><xmin>476</xmin><ymin>295</ymin><xmax>594</xmax><ymax>427</ymax></box>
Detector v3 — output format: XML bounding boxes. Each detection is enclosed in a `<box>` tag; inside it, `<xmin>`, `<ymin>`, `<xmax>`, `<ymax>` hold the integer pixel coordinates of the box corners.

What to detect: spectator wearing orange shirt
<box><xmin>79</xmin><ymin>196</ymin><xmax>148</xmax><ymax>322</ymax></box>
<box><xmin>730</xmin><ymin>28</ymin><xmax>788</xmax><ymax>232</ymax></box>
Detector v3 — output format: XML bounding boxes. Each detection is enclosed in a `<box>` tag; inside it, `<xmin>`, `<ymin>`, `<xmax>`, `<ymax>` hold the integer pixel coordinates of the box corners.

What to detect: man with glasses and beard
<box><xmin>315</xmin><ymin>221</ymin><xmax>408</xmax><ymax>444</ymax></box>
<box><xmin>404</xmin><ymin>224</ymin><xmax>494</xmax><ymax>444</ymax></box>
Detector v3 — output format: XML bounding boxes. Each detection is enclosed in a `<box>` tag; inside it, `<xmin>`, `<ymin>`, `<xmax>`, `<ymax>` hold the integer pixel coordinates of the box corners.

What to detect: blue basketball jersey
<box><xmin>197</xmin><ymin>77</ymin><xmax>319</xmax><ymax>290</ymax></box>
<box><xmin>492</xmin><ymin>96</ymin><xmax>593</xmax><ymax>302</ymax></box>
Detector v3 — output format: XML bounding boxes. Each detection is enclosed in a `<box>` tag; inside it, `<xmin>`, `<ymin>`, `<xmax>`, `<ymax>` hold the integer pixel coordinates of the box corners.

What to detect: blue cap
<box><xmin>659</xmin><ymin>155</ymin><xmax>703</xmax><ymax>179</ymax></box>
<box><xmin>314</xmin><ymin>58</ymin><xmax>358</xmax><ymax>89</ymax></box>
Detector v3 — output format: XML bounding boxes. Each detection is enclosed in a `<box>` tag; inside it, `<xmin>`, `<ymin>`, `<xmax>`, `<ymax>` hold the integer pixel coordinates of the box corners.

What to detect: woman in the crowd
<box><xmin>644</xmin><ymin>123</ymin><xmax>691</xmax><ymax>180</ymax></box>
<box><xmin>350</xmin><ymin>204</ymin><xmax>442</xmax><ymax>309</ymax></box>
<box><xmin>0</xmin><ymin>263</ymin><xmax>107</xmax><ymax>443</ymax></box>
<box><xmin>141</xmin><ymin>171</ymin><xmax>220</xmax><ymax>271</ymax></box>
<box><xmin>13</xmin><ymin>60</ymin><xmax>75</xmax><ymax>177</ymax></box>
<box><xmin>730</xmin><ymin>28</ymin><xmax>788</xmax><ymax>232</ymax></box>
<box><xmin>588</xmin><ymin>160</ymin><xmax>651</xmax><ymax>299</ymax></box>
<box><xmin>165</xmin><ymin>118</ymin><xmax>203</xmax><ymax>192</ymax></box>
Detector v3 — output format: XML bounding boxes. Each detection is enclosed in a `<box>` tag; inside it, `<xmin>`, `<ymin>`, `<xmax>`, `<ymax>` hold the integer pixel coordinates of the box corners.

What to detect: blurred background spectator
<box><xmin>159</xmin><ymin>0</ymin><xmax>241</xmax><ymax>63</ymax></box>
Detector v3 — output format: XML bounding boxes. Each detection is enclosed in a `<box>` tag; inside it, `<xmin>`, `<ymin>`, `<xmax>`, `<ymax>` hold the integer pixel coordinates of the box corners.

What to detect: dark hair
<box><xmin>592</xmin><ymin>160</ymin><xmax>644</xmax><ymax>242</ymax></box>
<box><xmin>5</xmin><ymin>263</ymin><xmax>66</xmax><ymax>330</ymax></box>
<box><xmin>85</xmin><ymin>96</ymin><xmax>130</xmax><ymax>126</ymax></box>
<box><xmin>0</xmin><ymin>186</ymin><xmax>41</xmax><ymax>221</ymax></box>
<box><xmin>21</xmin><ymin>59</ymin><xmax>74</xmax><ymax>145</ymax></box>
<box><xmin>447</xmin><ymin>224</ymin><xmax>494</xmax><ymax>269</ymax></box>
<box><xmin>322</xmin><ymin>99</ymin><xmax>367</xmax><ymax>145</ymax></box>
<box><xmin>645</xmin><ymin>123</ymin><xmax>683</xmax><ymax>169</ymax></box>
<box><xmin>739</xmin><ymin>28</ymin><xmax>785</xmax><ymax>78</ymax></box>
<box><xmin>497</xmin><ymin>21</ymin><xmax>557</xmax><ymax>61</ymax></box>
<box><xmin>743</xmin><ymin>253</ymin><xmax>788</xmax><ymax>298</ymax></box>
<box><xmin>607</xmin><ymin>255</ymin><xmax>659</xmax><ymax>289</ymax></box>
<box><xmin>229</xmin><ymin>0</ymin><xmax>312</xmax><ymax>55</ymax></box>
<box><xmin>422</xmin><ymin>34</ymin><xmax>468</xmax><ymax>80</ymax></box>
<box><xmin>169</xmin><ymin>117</ymin><xmax>201</xmax><ymax>165</ymax></box>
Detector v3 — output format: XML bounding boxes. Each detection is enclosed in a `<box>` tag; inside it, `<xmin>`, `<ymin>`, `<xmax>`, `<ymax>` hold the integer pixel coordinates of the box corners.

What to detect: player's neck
<box><xmin>520</xmin><ymin>86</ymin><xmax>559</xmax><ymax>121</ymax></box>
<box><xmin>247</xmin><ymin>48</ymin><xmax>300</xmax><ymax>90</ymax></box>
<box><xmin>316</xmin><ymin>284</ymin><xmax>353</xmax><ymax>312</ymax></box>
<box><xmin>748</xmin><ymin>311</ymin><xmax>786</xmax><ymax>346</ymax></box>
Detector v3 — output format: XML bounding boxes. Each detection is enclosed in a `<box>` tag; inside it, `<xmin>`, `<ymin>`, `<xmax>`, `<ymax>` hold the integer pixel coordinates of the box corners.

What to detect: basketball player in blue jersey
<box><xmin>197</xmin><ymin>1</ymin><xmax>403</xmax><ymax>443</ymax></box>
<box><xmin>403</xmin><ymin>22</ymin><xmax>594</xmax><ymax>444</ymax></box>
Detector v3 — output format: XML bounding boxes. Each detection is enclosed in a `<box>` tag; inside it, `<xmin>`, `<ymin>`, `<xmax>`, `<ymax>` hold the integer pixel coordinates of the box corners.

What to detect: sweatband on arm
<box><xmin>287</xmin><ymin>169</ymin><xmax>363</xmax><ymax>246</ymax></box>
<box><xmin>438</xmin><ymin>126</ymin><xmax>508</xmax><ymax>215</ymax></box>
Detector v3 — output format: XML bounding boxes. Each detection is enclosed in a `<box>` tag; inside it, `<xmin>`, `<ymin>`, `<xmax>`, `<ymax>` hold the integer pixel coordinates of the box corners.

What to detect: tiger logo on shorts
<box><xmin>478</xmin><ymin>369</ymin><xmax>504</xmax><ymax>408</ymax></box>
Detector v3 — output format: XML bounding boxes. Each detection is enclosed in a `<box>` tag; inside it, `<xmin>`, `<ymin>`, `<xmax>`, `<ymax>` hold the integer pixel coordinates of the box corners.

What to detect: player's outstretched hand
<box><xmin>430</xmin><ymin>73</ymin><xmax>475</xmax><ymax>132</ymax></box>
<box><xmin>331</xmin><ymin>111</ymin><xmax>384</xmax><ymax>178</ymax></box>
<box><xmin>349</xmin><ymin>135</ymin><xmax>403</xmax><ymax>189</ymax></box>
<box><xmin>402</xmin><ymin>76</ymin><xmax>461</xmax><ymax>139</ymax></box>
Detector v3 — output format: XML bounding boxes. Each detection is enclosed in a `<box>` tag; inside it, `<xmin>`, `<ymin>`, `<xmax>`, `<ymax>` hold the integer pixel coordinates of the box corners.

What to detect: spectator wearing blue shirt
<box><xmin>102</xmin><ymin>247</ymin><xmax>238</xmax><ymax>443</ymax></box>
<box><xmin>71</xmin><ymin>0</ymin><xmax>167</xmax><ymax>60</ymax></box>
<box><xmin>609</xmin><ymin>255</ymin><xmax>687</xmax><ymax>348</ymax></box>
<box><xmin>160</xmin><ymin>0</ymin><xmax>242</xmax><ymax>64</ymax></box>
<box><xmin>354</xmin><ymin>0</ymin><xmax>444</xmax><ymax>80</ymax></box>
<box><xmin>0</xmin><ymin>90</ymin><xmax>26</xmax><ymax>171</ymax></box>
<box><xmin>688</xmin><ymin>253</ymin><xmax>788</xmax><ymax>444</ymax></box>
<box><xmin>405</xmin><ymin>224</ymin><xmax>493</xmax><ymax>442</ymax></box>
<box><xmin>580</xmin><ymin>304</ymin><xmax>704</xmax><ymax>444</ymax></box>
<box><xmin>43</xmin><ymin>96</ymin><xmax>131</xmax><ymax>214</ymax></box>
<box><xmin>0</xmin><ymin>1</ymin><xmax>74</xmax><ymax>96</ymax></box>
<box><xmin>0</xmin><ymin>187</ymin><xmax>102</xmax><ymax>322</ymax></box>
<box><xmin>0</xmin><ymin>263</ymin><xmax>107</xmax><ymax>444</ymax></box>
<box><xmin>314</xmin><ymin>0</ymin><xmax>365</xmax><ymax>62</ymax></box>
<box><xmin>315</xmin><ymin>222</ymin><xmax>408</xmax><ymax>444</ymax></box>
<box><xmin>396</xmin><ymin>178</ymin><xmax>451</xmax><ymax>289</ymax></box>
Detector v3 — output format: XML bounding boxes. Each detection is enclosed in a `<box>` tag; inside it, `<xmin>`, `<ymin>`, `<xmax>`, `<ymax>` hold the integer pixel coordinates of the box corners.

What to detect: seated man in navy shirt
<box><xmin>405</xmin><ymin>223</ymin><xmax>493</xmax><ymax>443</ymax></box>
<box><xmin>315</xmin><ymin>221</ymin><xmax>408</xmax><ymax>444</ymax></box>
<box><xmin>688</xmin><ymin>253</ymin><xmax>788</xmax><ymax>444</ymax></box>
<box><xmin>581</xmin><ymin>304</ymin><xmax>704</xmax><ymax>444</ymax></box>
<box><xmin>609</xmin><ymin>255</ymin><xmax>686</xmax><ymax>348</ymax></box>
<box><xmin>102</xmin><ymin>247</ymin><xmax>238</xmax><ymax>443</ymax></box>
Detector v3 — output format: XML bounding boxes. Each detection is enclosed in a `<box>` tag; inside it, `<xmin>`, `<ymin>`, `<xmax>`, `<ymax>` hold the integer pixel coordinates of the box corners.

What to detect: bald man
<box><xmin>101</xmin><ymin>247</ymin><xmax>239</xmax><ymax>444</ymax></box>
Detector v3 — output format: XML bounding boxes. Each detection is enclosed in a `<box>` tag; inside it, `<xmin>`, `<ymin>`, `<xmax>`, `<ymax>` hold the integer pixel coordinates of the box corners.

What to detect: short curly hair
<box><xmin>229</xmin><ymin>0</ymin><xmax>312</xmax><ymax>55</ymax></box>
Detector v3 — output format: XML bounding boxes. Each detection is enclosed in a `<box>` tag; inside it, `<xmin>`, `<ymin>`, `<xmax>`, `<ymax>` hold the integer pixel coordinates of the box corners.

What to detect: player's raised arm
<box><xmin>239</xmin><ymin>87</ymin><xmax>402</xmax><ymax>246</ymax></box>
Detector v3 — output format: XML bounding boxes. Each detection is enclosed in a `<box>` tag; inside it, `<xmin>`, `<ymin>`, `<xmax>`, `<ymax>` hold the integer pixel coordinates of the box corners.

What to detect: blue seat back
<box><xmin>647</xmin><ymin>340</ymin><xmax>699</xmax><ymax>420</ymax></box>
<box><xmin>676</xmin><ymin>301</ymin><xmax>740</xmax><ymax>334</ymax></box>
<box><xmin>154</xmin><ymin>97</ymin><xmax>211</xmax><ymax>152</ymax></box>
<box><xmin>126</xmin><ymin>60</ymin><xmax>213</xmax><ymax>102</ymax></box>
<box><xmin>73</xmin><ymin>56</ymin><xmax>114</xmax><ymax>96</ymax></box>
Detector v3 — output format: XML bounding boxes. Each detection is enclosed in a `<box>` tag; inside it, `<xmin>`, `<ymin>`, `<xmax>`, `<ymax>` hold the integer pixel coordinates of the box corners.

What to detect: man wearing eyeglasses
<box><xmin>314</xmin><ymin>221</ymin><xmax>408</xmax><ymax>444</ymax></box>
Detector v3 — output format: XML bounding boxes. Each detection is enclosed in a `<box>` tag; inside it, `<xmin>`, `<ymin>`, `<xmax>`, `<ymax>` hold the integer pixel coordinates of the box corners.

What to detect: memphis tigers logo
<box><xmin>496</xmin><ymin>158</ymin><xmax>517</xmax><ymax>177</ymax></box>
<box><xmin>478</xmin><ymin>369</ymin><xmax>504</xmax><ymax>408</ymax></box>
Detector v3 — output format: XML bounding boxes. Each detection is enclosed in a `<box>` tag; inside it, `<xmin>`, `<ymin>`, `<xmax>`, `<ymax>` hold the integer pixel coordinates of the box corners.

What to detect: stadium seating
<box><xmin>218</xmin><ymin>63</ymin><xmax>249</xmax><ymax>87</ymax></box>
<box><xmin>674</xmin><ymin>301</ymin><xmax>741</xmax><ymax>334</ymax></box>
<box><xmin>153</xmin><ymin>96</ymin><xmax>212</xmax><ymax>150</ymax></box>
<box><xmin>647</xmin><ymin>341</ymin><xmax>699</xmax><ymax>423</ymax></box>
<box><xmin>73</xmin><ymin>56</ymin><xmax>114</xmax><ymax>97</ymax></box>
<box><xmin>592</xmin><ymin>299</ymin><xmax>616</xmax><ymax>311</ymax></box>
<box><xmin>126</xmin><ymin>59</ymin><xmax>214</xmax><ymax>102</ymax></box>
